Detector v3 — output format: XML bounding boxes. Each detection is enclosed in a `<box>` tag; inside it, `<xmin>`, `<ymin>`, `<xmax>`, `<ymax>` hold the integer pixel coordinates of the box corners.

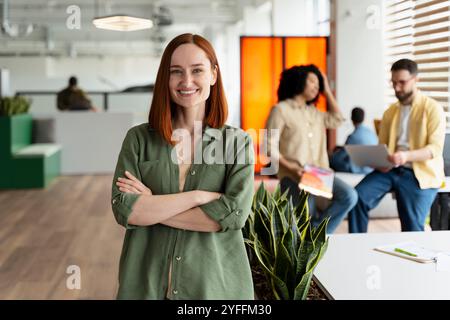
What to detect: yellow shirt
<box><xmin>379</xmin><ymin>91</ymin><xmax>445</xmax><ymax>189</ymax></box>
<box><xmin>266</xmin><ymin>98</ymin><xmax>344</xmax><ymax>182</ymax></box>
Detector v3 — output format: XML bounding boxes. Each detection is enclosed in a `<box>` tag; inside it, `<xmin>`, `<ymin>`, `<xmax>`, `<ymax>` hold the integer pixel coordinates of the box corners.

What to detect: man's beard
<box><xmin>395</xmin><ymin>90</ymin><xmax>414</xmax><ymax>104</ymax></box>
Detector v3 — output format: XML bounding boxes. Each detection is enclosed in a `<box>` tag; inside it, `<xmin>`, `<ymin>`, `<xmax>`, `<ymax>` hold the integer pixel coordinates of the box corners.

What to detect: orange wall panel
<box><xmin>241</xmin><ymin>38</ymin><xmax>283</xmax><ymax>172</ymax></box>
<box><xmin>241</xmin><ymin>37</ymin><xmax>283</xmax><ymax>134</ymax></box>
<box><xmin>285</xmin><ymin>38</ymin><xmax>328</xmax><ymax>111</ymax></box>
<box><xmin>241</xmin><ymin>37</ymin><xmax>328</xmax><ymax>173</ymax></box>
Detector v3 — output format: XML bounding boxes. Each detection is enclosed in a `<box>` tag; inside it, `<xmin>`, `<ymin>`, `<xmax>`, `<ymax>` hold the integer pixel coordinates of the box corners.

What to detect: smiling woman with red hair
<box><xmin>111</xmin><ymin>33</ymin><xmax>255</xmax><ymax>300</ymax></box>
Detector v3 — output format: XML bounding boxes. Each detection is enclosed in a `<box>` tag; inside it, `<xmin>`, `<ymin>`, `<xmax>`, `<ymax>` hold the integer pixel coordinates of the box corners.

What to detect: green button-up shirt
<box><xmin>111</xmin><ymin>123</ymin><xmax>255</xmax><ymax>299</ymax></box>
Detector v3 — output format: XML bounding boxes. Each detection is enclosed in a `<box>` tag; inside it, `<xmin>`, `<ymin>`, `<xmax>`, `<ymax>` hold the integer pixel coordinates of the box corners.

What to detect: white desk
<box><xmin>313</xmin><ymin>231</ymin><xmax>450</xmax><ymax>300</ymax></box>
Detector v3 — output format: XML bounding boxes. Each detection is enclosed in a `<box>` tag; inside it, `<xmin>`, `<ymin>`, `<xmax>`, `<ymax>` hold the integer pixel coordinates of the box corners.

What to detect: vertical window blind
<box><xmin>384</xmin><ymin>0</ymin><xmax>450</xmax><ymax>129</ymax></box>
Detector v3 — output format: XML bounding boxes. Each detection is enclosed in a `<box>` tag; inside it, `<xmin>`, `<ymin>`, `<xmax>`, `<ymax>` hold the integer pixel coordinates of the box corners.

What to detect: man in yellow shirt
<box><xmin>349</xmin><ymin>59</ymin><xmax>445</xmax><ymax>232</ymax></box>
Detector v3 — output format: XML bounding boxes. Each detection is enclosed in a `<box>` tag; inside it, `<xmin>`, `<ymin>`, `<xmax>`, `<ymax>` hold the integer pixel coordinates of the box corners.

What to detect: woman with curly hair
<box><xmin>266</xmin><ymin>64</ymin><xmax>357</xmax><ymax>234</ymax></box>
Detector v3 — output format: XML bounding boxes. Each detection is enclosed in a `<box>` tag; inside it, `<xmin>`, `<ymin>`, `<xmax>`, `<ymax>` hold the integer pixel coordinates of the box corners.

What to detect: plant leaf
<box><xmin>294</xmin><ymin>270</ymin><xmax>314</xmax><ymax>300</ymax></box>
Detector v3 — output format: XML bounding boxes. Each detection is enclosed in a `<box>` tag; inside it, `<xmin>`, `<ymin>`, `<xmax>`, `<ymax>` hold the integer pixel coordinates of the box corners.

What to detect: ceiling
<box><xmin>0</xmin><ymin>0</ymin><xmax>269</xmax><ymax>57</ymax></box>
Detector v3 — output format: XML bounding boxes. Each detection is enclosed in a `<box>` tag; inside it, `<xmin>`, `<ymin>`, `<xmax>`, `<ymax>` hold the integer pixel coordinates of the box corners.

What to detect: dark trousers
<box><xmin>280</xmin><ymin>176</ymin><xmax>357</xmax><ymax>234</ymax></box>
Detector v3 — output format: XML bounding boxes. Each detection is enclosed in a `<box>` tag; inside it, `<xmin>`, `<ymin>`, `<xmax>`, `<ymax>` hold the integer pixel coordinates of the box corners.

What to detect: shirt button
<box><xmin>190</xmin><ymin>170</ymin><xmax>196</xmax><ymax>175</ymax></box>
<box><xmin>112</xmin><ymin>199</ymin><xmax>117</xmax><ymax>204</ymax></box>
<box><xmin>175</xmin><ymin>256</ymin><xmax>182</xmax><ymax>261</ymax></box>
<box><xmin>173</xmin><ymin>289</ymin><xmax>178</xmax><ymax>295</ymax></box>
<box><xmin>234</xmin><ymin>210</ymin><xmax>241</xmax><ymax>216</ymax></box>
<box><xmin>308</xmin><ymin>132</ymin><xmax>313</xmax><ymax>138</ymax></box>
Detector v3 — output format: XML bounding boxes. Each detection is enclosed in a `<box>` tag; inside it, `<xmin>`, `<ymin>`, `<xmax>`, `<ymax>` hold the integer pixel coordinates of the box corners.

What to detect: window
<box><xmin>384</xmin><ymin>0</ymin><xmax>450</xmax><ymax>128</ymax></box>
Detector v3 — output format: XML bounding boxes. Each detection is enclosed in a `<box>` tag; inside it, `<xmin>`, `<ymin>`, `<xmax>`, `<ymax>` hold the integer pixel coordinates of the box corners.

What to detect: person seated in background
<box><xmin>265</xmin><ymin>64</ymin><xmax>357</xmax><ymax>234</ymax></box>
<box><xmin>349</xmin><ymin>58</ymin><xmax>445</xmax><ymax>233</ymax></box>
<box><xmin>57</xmin><ymin>76</ymin><xmax>98</xmax><ymax>112</ymax></box>
<box><xmin>330</xmin><ymin>106</ymin><xmax>378</xmax><ymax>174</ymax></box>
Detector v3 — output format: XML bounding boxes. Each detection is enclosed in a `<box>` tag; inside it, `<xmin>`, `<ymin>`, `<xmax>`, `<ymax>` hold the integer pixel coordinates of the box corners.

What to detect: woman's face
<box><xmin>169</xmin><ymin>43</ymin><xmax>217</xmax><ymax>109</ymax></box>
<box><xmin>302</xmin><ymin>72</ymin><xmax>320</xmax><ymax>102</ymax></box>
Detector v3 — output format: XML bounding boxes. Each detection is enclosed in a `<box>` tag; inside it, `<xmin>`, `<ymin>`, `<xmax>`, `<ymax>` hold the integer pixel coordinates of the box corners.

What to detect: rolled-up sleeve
<box><xmin>199</xmin><ymin>132</ymin><xmax>255</xmax><ymax>232</ymax></box>
<box><xmin>323</xmin><ymin>111</ymin><xmax>344</xmax><ymax>129</ymax></box>
<box><xmin>425</xmin><ymin>101</ymin><xmax>445</xmax><ymax>158</ymax></box>
<box><xmin>111</xmin><ymin>128</ymin><xmax>143</xmax><ymax>229</ymax></box>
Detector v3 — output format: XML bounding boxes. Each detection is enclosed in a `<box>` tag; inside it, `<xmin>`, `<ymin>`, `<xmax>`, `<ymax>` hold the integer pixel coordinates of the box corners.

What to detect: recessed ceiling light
<box><xmin>93</xmin><ymin>15</ymin><xmax>153</xmax><ymax>31</ymax></box>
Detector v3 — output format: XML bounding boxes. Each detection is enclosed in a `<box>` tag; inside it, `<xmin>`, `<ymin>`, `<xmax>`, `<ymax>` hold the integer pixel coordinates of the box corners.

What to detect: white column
<box><xmin>333</xmin><ymin>0</ymin><xmax>385</xmax><ymax>145</ymax></box>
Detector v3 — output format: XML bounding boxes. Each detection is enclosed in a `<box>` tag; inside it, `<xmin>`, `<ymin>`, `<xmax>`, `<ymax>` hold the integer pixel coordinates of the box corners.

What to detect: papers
<box><xmin>375</xmin><ymin>241</ymin><xmax>450</xmax><ymax>272</ymax></box>
<box><xmin>374</xmin><ymin>241</ymin><xmax>441</xmax><ymax>264</ymax></box>
<box><xmin>345</xmin><ymin>144</ymin><xmax>394</xmax><ymax>168</ymax></box>
<box><xmin>298</xmin><ymin>164</ymin><xmax>334</xmax><ymax>199</ymax></box>
<box><xmin>436</xmin><ymin>253</ymin><xmax>450</xmax><ymax>272</ymax></box>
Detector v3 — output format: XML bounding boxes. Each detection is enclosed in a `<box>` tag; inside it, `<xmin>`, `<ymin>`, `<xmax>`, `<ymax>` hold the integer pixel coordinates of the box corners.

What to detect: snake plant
<box><xmin>244</xmin><ymin>182</ymin><xmax>329</xmax><ymax>300</ymax></box>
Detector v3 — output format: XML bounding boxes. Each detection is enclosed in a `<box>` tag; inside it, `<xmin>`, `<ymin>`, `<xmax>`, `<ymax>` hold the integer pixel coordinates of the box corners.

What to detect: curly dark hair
<box><xmin>276</xmin><ymin>64</ymin><xmax>324</xmax><ymax>104</ymax></box>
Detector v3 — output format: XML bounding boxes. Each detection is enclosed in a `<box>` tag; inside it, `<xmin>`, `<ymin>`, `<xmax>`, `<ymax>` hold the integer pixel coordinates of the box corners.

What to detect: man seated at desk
<box><xmin>57</xmin><ymin>76</ymin><xmax>98</xmax><ymax>112</ymax></box>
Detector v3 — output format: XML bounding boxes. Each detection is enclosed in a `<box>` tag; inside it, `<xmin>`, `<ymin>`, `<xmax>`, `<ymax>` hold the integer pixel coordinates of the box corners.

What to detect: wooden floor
<box><xmin>0</xmin><ymin>175</ymin><xmax>407</xmax><ymax>300</ymax></box>
<box><xmin>0</xmin><ymin>175</ymin><xmax>124</xmax><ymax>299</ymax></box>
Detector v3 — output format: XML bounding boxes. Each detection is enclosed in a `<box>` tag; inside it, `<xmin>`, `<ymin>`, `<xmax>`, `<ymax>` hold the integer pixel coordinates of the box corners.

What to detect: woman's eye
<box><xmin>193</xmin><ymin>69</ymin><xmax>203</xmax><ymax>73</ymax></box>
<box><xmin>170</xmin><ymin>69</ymin><xmax>182</xmax><ymax>74</ymax></box>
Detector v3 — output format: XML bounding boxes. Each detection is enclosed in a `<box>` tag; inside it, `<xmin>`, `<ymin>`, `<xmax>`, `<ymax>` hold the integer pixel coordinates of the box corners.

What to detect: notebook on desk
<box><xmin>374</xmin><ymin>241</ymin><xmax>441</xmax><ymax>264</ymax></box>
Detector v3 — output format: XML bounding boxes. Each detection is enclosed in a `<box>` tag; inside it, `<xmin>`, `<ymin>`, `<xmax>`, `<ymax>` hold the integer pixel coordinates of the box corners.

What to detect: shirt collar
<box><xmin>287</xmin><ymin>98</ymin><xmax>308</xmax><ymax>109</ymax></box>
<box><xmin>394</xmin><ymin>90</ymin><xmax>423</xmax><ymax>109</ymax></box>
<box><xmin>203</xmin><ymin>124</ymin><xmax>223</xmax><ymax>140</ymax></box>
<box><xmin>147</xmin><ymin>123</ymin><xmax>221</xmax><ymax>140</ymax></box>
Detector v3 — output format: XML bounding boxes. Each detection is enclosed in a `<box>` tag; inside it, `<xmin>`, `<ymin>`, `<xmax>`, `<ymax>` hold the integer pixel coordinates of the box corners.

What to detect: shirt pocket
<box><xmin>282</xmin><ymin>120</ymin><xmax>303</xmax><ymax>143</ymax></box>
<box><xmin>138</xmin><ymin>160</ymin><xmax>163</xmax><ymax>194</ymax></box>
<box><xmin>283</xmin><ymin>119</ymin><xmax>301</xmax><ymax>136</ymax></box>
<box><xmin>198</xmin><ymin>163</ymin><xmax>226</xmax><ymax>192</ymax></box>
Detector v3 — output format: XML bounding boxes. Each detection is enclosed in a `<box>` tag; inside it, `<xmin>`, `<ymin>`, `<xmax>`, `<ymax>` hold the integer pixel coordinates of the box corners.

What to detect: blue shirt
<box><xmin>346</xmin><ymin>125</ymin><xmax>378</xmax><ymax>146</ymax></box>
<box><xmin>331</xmin><ymin>125</ymin><xmax>378</xmax><ymax>174</ymax></box>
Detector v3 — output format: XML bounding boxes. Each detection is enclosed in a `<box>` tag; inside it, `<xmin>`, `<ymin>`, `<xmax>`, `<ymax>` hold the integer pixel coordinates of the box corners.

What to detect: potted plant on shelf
<box><xmin>0</xmin><ymin>95</ymin><xmax>32</xmax><ymax>135</ymax></box>
<box><xmin>0</xmin><ymin>95</ymin><xmax>32</xmax><ymax>143</ymax></box>
<box><xmin>244</xmin><ymin>183</ymin><xmax>329</xmax><ymax>300</ymax></box>
<box><xmin>0</xmin><ymin>95</ymin><xmax>31</xmax><ymax>117</ymax></box>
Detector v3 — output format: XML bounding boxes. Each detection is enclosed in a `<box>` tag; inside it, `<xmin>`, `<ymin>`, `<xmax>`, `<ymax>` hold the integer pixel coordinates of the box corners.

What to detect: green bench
<box><xmin>0</xmin><ymin>113</ymin><xmax>61</xmax><ymax>188</ymax></box>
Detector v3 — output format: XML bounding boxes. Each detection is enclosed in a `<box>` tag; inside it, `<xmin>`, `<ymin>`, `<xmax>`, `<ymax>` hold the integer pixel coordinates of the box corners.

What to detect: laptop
<box><xmin>345</xmin><ymin>144</ymin><xmax>394</xmax><ymax>169</ymax></box>
<box><xmin>443</xmin><ymin>133</ymin><xmax>450</xmax><ymax>176</ymax></box>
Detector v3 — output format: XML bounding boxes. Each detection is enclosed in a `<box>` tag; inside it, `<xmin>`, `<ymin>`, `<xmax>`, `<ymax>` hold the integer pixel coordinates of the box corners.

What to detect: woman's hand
<box><xmin>321</xmin><ymin>70</ymin><xmax>332</xmax><ymax>94</ymax></box>
<box><xmin>288</xmin><ymin>162</ymin><xmax>304</xmax><ymax>180</ymax></box>
<box><xmin>116</xmin><ymin>171</ymin><xmax>152</xmax><ymax>195</ymax></box>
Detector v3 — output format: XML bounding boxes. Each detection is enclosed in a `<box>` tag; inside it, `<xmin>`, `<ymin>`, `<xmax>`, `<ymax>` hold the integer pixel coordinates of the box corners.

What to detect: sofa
<box><xmin>0</xmin><ymin>114</ymin><xmax>61</xmax><ymax>188</ymax></box>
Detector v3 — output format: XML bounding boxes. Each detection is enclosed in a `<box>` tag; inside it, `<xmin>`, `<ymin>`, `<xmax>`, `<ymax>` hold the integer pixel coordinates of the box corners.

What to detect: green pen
<box><xmin>394</xmin><ymin>248</ymin><xmax>417</xmax><ymax>257</ymax></box>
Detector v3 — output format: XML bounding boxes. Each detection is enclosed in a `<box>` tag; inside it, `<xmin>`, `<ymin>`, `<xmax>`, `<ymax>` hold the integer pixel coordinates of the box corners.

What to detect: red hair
<box><xmin>148</xmin><ymin>33</ymin><xmax>228</xmax><ymax>145</ymax></box>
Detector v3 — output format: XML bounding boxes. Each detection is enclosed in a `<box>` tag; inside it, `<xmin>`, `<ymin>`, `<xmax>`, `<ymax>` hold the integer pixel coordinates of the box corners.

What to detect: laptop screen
<box><xmin>444</xmin><ymin>133</ymin><xmax>450</xmax><ymax>176</ymax></box>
